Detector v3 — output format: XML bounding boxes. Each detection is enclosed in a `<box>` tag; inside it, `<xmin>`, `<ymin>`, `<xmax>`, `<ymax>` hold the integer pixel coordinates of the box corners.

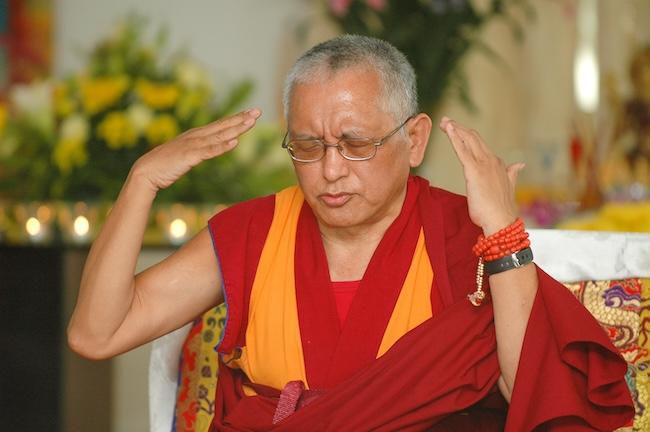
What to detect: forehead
<box><xmin>287</xmin><ymin>67</ymin><xmax>387</xmax><ymax>125</ymax></box>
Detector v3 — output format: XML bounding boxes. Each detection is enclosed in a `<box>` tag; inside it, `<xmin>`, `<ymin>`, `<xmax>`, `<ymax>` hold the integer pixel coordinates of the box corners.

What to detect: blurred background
<box><xmin>1</xmin><ymin>0</ymin><xmax>649</xmax><ymax>431</ymax></box>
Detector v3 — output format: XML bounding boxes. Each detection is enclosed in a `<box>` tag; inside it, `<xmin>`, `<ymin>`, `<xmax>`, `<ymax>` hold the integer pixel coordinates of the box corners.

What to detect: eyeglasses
<box><xmin>281</xmin><ymin>116</ymin><xmax>413</xmax><ymax>163</ymax></box>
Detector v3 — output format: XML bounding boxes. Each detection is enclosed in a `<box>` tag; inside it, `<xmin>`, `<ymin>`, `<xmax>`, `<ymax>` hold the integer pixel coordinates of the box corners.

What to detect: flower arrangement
<box><xmin>0</xmin><ymin>15</ymin><xmax>294</xmax><ymax>204</ymax></box>
<box><xmin>325</xmin><ymin>0</ymin><xmax>532</xmax><ymax>114</ymax></box>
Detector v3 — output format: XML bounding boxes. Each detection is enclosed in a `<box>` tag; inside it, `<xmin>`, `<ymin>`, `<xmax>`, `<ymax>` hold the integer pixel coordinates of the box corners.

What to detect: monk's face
<box><xmin>287</xmin><ymin>67</ymin><xmax>424</xmax><ymax>231</ymax></box>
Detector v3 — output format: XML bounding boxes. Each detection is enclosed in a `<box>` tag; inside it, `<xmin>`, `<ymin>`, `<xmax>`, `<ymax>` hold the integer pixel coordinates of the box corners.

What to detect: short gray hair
<box><xmin>282</xmin><ymin>35</ymin><xmax>418</xmax><ymax>122</ymax></box>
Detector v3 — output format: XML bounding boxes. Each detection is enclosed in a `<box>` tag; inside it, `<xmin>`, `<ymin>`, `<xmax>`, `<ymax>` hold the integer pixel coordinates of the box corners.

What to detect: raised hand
<box><xmin>439</xmin><ymin>116</ymin><xmax>525</xmax><ymax>236</ymax></box>
<box><xmin>132</xmin><ymin>108</ymin><xmax>261</xmax><ymax>193</ymax></box>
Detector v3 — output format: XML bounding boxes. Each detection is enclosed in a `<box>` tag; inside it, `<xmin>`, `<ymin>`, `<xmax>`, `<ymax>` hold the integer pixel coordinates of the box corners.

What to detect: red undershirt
<box><xmin>331</xmin><ymin>280</ymin><xmax>361</xmax><ymax>326</ymax></box>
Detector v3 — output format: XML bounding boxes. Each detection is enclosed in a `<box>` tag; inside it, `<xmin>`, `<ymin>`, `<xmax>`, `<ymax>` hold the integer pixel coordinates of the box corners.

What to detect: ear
<box><xmin>406</xmin><ymin>113</ymin><xmax>432</xmax><ymax>168</ymax></box>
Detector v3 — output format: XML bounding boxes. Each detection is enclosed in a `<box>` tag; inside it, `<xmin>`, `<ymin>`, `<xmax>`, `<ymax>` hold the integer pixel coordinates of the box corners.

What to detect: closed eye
<box><xmin>343</xmin><ymin>138</ymin><xmax>374</xmax><ymax>148</ymax></box>
<box><xmin>291</xmin><ymin>140</ymin><xmax>322</xmax><ymax>152</ymax></box>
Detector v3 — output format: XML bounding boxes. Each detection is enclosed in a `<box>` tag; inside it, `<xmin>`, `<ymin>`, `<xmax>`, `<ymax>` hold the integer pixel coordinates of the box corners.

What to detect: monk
<box><xmin>68</xmin><ymin>35</ymin><xmax>633</xmax><ymax>431</ymax></box>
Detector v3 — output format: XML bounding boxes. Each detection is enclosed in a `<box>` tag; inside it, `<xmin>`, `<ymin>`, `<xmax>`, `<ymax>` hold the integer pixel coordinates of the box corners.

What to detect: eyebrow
<box><xmin>290</xmin><ymin>127</ymin><xmax>368</xmax><ymax>141</ymax></box>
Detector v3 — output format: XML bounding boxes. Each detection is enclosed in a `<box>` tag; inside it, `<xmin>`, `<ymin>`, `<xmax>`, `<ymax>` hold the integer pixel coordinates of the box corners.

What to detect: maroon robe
<box><xmin>207</xmin><ymin>176</ymin><xmax>633</xmax><ymax>431</ymax></box>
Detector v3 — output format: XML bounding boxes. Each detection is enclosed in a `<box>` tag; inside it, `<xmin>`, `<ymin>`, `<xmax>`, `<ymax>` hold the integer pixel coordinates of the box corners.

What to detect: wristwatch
<box><xmin>484</xmin><ymin>247</ymin><xmax>534</xmax><ymax>275</ymax></box>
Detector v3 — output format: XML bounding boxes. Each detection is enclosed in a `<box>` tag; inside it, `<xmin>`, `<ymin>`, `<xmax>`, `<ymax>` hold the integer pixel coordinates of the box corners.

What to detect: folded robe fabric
<box><xmin>207</xmin><ymin>176</ymin><xmax>634</xmax><ymax>431</ymax></box>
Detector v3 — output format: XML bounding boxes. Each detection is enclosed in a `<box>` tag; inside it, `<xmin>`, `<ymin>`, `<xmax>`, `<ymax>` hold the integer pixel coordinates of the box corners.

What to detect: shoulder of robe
<box><xmin>208</xmin><ymin>193</ymin><xmax>277</xmax><ymax>229</ymax></box>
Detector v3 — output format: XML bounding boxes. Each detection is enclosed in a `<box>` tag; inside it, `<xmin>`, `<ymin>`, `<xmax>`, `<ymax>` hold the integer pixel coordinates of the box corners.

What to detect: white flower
<box><xmin>10</xmin><ymin>81</ymin><xmax>54</xmax><ymax>134</ymax></box>
<box><xmin>60</xmin><ymin>113</ymin><xmax>90</xmax><ymax>142</ymax></box>
<box><xmin>127</xmin><ymin>103</ymin><xmax>154</xmax><ymax>134</ymax></box>
<box><xmin>175</xmin><ymin>59</ymin><xmax>213</xmax><ymax>90</ymax></box>
<box><xmin>10</xmin><ymin>81</ymin><xmax>52</xmax><ymax>116</ymax></box>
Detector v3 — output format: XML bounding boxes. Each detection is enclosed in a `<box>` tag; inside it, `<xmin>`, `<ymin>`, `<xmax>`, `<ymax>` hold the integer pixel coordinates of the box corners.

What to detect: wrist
<box><xmin>473</xmin><ymin>217</ymin><xmax>530</xmax><ymax>262</ymax></box>
<box><xmin>482</xmin><ymin>215</ymin><xmax>517</xmax><ymax>236</ymax></box>
<box><xmin>484</xmin><ymin>247</ymin><xmax>534</xmax><ymax>275</ymax></box>
<box><xmin>125</xmin><ymin>166</ymin><xmax>159</xmax><ymax>200</ymax></box>
<box><xmin>128</xmin><ymin>163</ymin><xmax>159</xmax><ymax>195</ymax></box>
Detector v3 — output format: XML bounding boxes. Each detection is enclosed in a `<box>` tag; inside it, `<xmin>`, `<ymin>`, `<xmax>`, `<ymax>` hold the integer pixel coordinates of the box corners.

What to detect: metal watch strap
<box><xmin>483</xmin><ymin>247</ymin><xmax>534</xmax><ymax>275</ymax></box>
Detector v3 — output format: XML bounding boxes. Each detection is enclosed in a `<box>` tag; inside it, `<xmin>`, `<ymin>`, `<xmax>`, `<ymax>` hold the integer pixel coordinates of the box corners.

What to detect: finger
<box><xmin>506</xmin><ymin>162</ymin><xmax>526</xmax><ymax>186</ymax></box>
<box><xmin>205</xmin><ymin>116</ymin><xmax>259</xmax><ymax>146</ymax></box>
<box><xmin>200</xmin><ymin>138</ymin><xmax>240</xmax><ymax>161</ymax></box>
<box><xmin>443</xmin><ymin>121</ymin><xmax>474</xmax><ymax>167</ymax></box>
<box><xmin>467</xmin><ymin>128</ymin><xmax>491</xmax><ymax>154</ymax></box>
<box><xmin>448</xmin><ymin>122</ymin><xmax>489</xmax><ymax>160</ymax></box>
<box><xmin>446</xmin><ymin>120</ymin><xmax>479</xmax><ymax>158</ymax></box>
<box><xmin>438</xmin><ymin>116</ymin><xmax>452</xmax><ymax>132</ymax></box>
<box><xmin>200</xmin><ymin>108</ymin><xmax>262</xmax><ymax>135</ymax></box>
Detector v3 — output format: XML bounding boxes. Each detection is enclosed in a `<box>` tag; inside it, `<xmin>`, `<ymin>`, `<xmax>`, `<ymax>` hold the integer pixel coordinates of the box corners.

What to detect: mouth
<box><xmin>319</xmin><ymin>192</ymin><xmax>353</xmax><ymax>208</ymax></box>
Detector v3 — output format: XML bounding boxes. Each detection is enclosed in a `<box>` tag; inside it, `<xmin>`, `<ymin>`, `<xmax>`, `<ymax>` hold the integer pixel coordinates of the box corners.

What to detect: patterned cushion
<box><xmin>563</xmin><ymin>279</ymin><xmax>648</xmax><ymax>431</ymax></box>
<box><xmin>172</xmin><ymin>279</ymin><xmax>649</xmax><ymax>431</ymax></box>
<box><xmin>173</xmin><ymin>304</ymin><xmax>226</xmax><ymax>432</ymax></box>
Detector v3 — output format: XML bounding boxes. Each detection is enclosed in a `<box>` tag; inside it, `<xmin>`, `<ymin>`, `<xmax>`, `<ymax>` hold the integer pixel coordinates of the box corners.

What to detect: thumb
<box><xmin>507</xmin><ymin>162</ymin><xmax>526</xmax><ymax>186</ymax></box>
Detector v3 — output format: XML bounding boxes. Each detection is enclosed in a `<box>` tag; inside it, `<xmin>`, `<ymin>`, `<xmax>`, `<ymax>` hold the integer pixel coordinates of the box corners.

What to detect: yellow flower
<box><xmin>0</xmin><ymin>103</ymin><xmax>7</xmax><ymax>135</ymax></box>
<box><xmin>53</xmin><ymin>83</ymin><xmax>76</xmax><ymax>117</ymax></box>
<box><xmin>97</xmin><ymin>111</ymin><xmax>138</xmax><ymax>149</ymax></box>
<box><xmin>79</xmin><ymin>75</ymin><xmax>129</xmax><ymax>115</ymax></box>
<box><xmin>53</xmin><ymin>138</ymin><xmax>88</xmax><ymax>174</ymax></box>
<box><xmin>135</xmin><ymin>80</ymin><xmax>180</xmax><ymax>110</ymax></box>
<box><xmin>146</xmin><ymin>114</ymin><xmax>179</xmax><ymax>146</ymax></box>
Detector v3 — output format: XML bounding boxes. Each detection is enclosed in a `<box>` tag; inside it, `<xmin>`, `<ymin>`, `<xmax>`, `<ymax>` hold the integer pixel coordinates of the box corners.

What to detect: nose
<box><xmin>321</xmin><ymin>144</ymin><xmax>349</xmax><ymax>182</ymax></box>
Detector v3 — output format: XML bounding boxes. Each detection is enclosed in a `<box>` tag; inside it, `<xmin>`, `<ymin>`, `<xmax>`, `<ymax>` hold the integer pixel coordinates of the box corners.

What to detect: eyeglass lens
<box><xmin>289</xmin><ymin>139</ymin><xmax>376</xmax><ymax>161</ymax></box>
